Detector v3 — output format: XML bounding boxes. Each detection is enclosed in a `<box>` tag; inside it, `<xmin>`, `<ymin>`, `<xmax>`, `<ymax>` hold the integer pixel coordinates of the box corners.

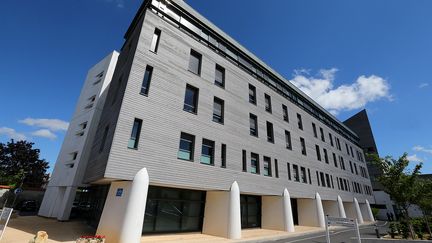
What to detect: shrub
<box><xmin>389</xmin><ymin>222</ymin><xmax>397</xmax><ymax>238</ymax></box>
<box><xmin>76</xmin><ymin>235</ymin><xmax>105</xmax><ymax>243</ymax></box>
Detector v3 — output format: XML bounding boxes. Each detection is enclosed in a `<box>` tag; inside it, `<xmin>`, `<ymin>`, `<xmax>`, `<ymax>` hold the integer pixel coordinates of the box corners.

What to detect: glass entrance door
<box><xmin>240</xmin><ymin>195</ymin><xmax>261</xmax><ymax>228</ymax></box>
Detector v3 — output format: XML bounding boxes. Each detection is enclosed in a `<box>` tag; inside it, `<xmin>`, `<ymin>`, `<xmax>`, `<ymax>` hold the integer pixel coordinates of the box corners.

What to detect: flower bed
<box><xmin>76</xmin><ymin>235</ymin><xmax>105</xmax><ymax>243</ymax></box>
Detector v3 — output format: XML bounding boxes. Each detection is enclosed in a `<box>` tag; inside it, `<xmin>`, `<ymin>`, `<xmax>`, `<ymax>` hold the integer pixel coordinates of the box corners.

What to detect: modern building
<box><xmin>39</xmin><ymin>0</ymin><xmax>376</xmax><ymax>242</ymax></box>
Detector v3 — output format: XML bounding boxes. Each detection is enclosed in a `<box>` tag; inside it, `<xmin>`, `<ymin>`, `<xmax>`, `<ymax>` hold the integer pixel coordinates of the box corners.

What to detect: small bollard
<box><xmin>374</xmin><ymin>223</ymin><xmax>380</xmax><ymax>238</ymax></box>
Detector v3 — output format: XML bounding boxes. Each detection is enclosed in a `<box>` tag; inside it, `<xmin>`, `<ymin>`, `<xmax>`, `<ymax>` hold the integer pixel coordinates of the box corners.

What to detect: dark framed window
<box><xmin>128</xmin><ymin>118</ymin><xmax>142</xmax><ymax>149</ymax></box>
<box><xmin>312</xmin><ymin>123</ymin><xmax>317</xmax><ymax>138</ymax></box>
<box><xmin>345</xmin><ymin>143</ymin><xmax>350</xmax><ymax>155</ymax></box>
<box><xmin>249</xmin><ymin>113</ymin><xmax>258</xmax><ymax>137</ymax></box>
<box><xmin>212</xmin><ymin>97</ymin><xmax>224</xmax><ymax>124</ymax></box>
<box><xmin>326</xmin><ymin>174</ymin><xmax>331</xmax><ymax>188</ymax></box>
<box><xmin>285</xmin><ymin>130</ymin><xmax>292</xmax><ymax>150</ymax></box>
<box><xmin>320</xmin><ymin>127</ymin><xmax>325</xmax><ymax>142</ymax></box>
<box><xmin>242</xmin><ymin>150</ymin><xmax>247</xmax><ymax>172</ymax></box>
<box><xmin>215</xmin><ymin>64</ymin><xmax>225</xmax><ymax>88</ymax></box>
<box><xmin>350</xmin><ymin>146</ymin><xmax>354</xmax><ymax>158</ymax></box>
<box><xmin>323</xmin><ymin>149</ymin><xmax>329</xmax><ymax>164</ymax></box>
<box><xmin>333</xmin><ymin>153</ymin><xmax>338</xmax><ymax>167</ymax></box>
<box><xmin>315</xmin><ymin>145</ymin><xmax>321</xmax><ymax>161</ymax></box>
<box><xmin>221</xmin><ymin>144</ymin><xmax>226</xmax><ymax>168</ymax></box>
<box><xmin>320</xmin><ymin>172</ymin><xmax>326</xmax><ymax>187</ymax></box>
<box><xmin>282</xmin><ymin>104</ymin><xmax>289</xmax><ymax>122</ymax></box>
<box><xmin>183</xmin><ymin>84</ymin><xmax>199</xmax><ymax>113</ymax></box>
<box><xmin>354</xmin><ymin>163</ymin><xmax>358</xmax><ymax>175</ymax></box>
<box><xmin>293</xmin><ymin>164</ymin><xmax>299</xmax><ymax>182</ymax></box>
<box><xmin>140</xmin><ymin>65</ymin><xmax>153</xmax><ymax>96</ymax></box>
<box><xmin>274</xmin><ymin>159</ymin><xmax>279</xmax><ymax>178</ymax></box>
<box><xmin>336</xmin><ymin>138</ymin><xmax>341</xmax><ymax>151</ymax></box>
<box><xmin>188</xmin><ymin>49</ymin><xmax>202</xmax><ymax>75</ymax></box>
<box><xmin>266</xmin><ymin>121</ymin><xmax>274</xmax><ymax>143</ymax></box>
<box><xmin>300</xmin><ymin>167</ymin><xmax>307</xmax><ymax>183</ymax></box>
<box><xmin>317</xmin><ymin>171</ymin><xmax>320</xmax><ymax>186</ymax></box>
<box><xmin>200</xmin><ymin>139</ymin><xmax>215</xmax><ymax>165</ymax></box>
<box><xmin>150</xmin><ymin>28</ymin><xmax>161</xmax><ymax>53</ymax></box>
<box><xmin>263</xmin><ymin>156</ymin><xmax>271</xmax><ymax>176</ymax></box>
<box><xmin>287</xmin><ymin>163</ymin><xmax>291</xmax><ymax>180</ymax></box>
<box><xmin>349</xmin><ymin>161</ymin><xmax>354</xmax><ymax>173</ymax></box>
<box><xmin>264</xmin><ymin>94</ymin><xmax>272</xmax><ymax>113</ymax></box>
<box><xmin>297</xmin><ymin>113</ymin><xmax>303</xmax><ymax>130</ymax></box>
<box><xmin>99</xmin><ymin>126</ymin><xmax>109</xmax><ymax>153</ymax></box>
<box><xmin>329</xmin><ymin>133</ymin><xmax>334</xmax><ymax>147</ymax></box>
<box><xmin>251</xmin><ymin>153</ymin><xmax>260</xmax><ymax>174</ymax></box>
<box><xmin>248</xmin><ymin>84</ymin><xmax>257</xmax><ymax>105</ymax></box>
<box><xmin>308</xmin><ymin>169</ymin><xmax>312</xmax><ymax>184</ymax></box>
<box><xmin>178</xmin><ymin>132</ymin><xmax>195</xmax><ymax>161</ymax></box>
<box><xmin>300</xmin><ymin>137</ymin><xmax>307</xmax><ymax>155</ymax></box>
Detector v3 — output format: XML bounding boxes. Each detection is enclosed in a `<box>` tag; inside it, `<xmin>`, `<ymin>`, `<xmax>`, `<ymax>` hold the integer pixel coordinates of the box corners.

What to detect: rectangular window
<box><xmin>188</xmin><ymin>49</ymin><xmax>202</xmax><ymax>75</ymax></box>
<box><xmin>150</xmin><ymin>28</ymin><xmax>161</xmax><ymax>53</ymax></box>
<box><xmin>212</xmin><ymin>97</ymin><xmax>224</xmax><ymax>124</ymax></box>
<box><xmin>350</xmin><ymin>146</ymin><xmax>354</xmax><ymax>158</ymax></box>
<box><xmin>71</xmin><ymin>152</ymin><xmax>78</xmax><ymax>160</ymax></box>
<box><xmin>320</xmin><ymin>172</ymin><xmax>326</xmax><ymax>187</ymax></box>
<box><xmin>349</xmin><ymin>161</ymin><xmax>354</xmax><ymax>173</ymax></box>
<box><xmin>221</xmin><ymin>144</ymin><xmax>226</xmax><ymax>168</ymax></box>
<box><xmin>263</xmin><ymin>156</ymin><xmax>271</xmax><ymax>176</ymax></box>
<box><xmin>183</xmin><ymin>84</ymin><xmax>199</xmax><ymax>113</ymax></box>
<box><xmin>300</xmin><ymin>167</ymin><xmax>307</xmax><ymax>183</ymax></box>
<box><xmin>316</xmin><ymin>171</ymin><xmax>320</xmax><ymax>186</ymax></box>
<box><xmin>274</xmin><ymin>159</ymin><xmax>279</xmax><ymax>178</ymax></box>
<box><xmin>266</xmin><ymin>121</ymin><xmax>274</xmax><ymax>143</ymax></box>
<box><xmin>242</xmin><ymin>150</ymin><xmax>247</xmax><ymax>172</ymax></box>
<box><xmin>128</xmin><ymin>118</ymin><xmax>142</xmax><ymax>149</ymax></box>
<box><xmin>282</xmin><ymin>104</ymin><xmax>289</xmax><ymax>122</ymax></box>
<box><xmin>264</xmin><ymin>94</ymin><xmax>272</xmax><ymax>113</ymax></box>
<box><xmin>178</xmin><ymin>132</ymin><xmax>195</xmax><ymax>161</ymax></box>
<box><xmin>287</xmin><ymin>163</ymin><xmax>291</xmax><ymax>180</ymax></box>
<box><xmin>346</xmin><ymin>143</ymin><xmax>350</xmax><ymax>155</ymax></box>
<box><xmin>326</xmin><ymin>174</ymin><xmax>331</xmax><ymax>188</ymax></box>
<box><xmin>329</xmin><ymin>133</ymin><xmax>334</xmax><ymax>147</ymax></box>
<box><xmin>300</xmin><ymin>137</ymin><xmax>307</xmax><ymax>155</ymax></box>
<box><xmin>308</xmin><ymin>169</ymin><xmax>312</xmax><ymax>184</ymax></box>
<box><xmin>312</xmin><ymin>123</ymin><xmax>317</xmax><ymax>138</ymax></box>
<box><xmin>251</xmin><ymin>153</ymin><xmax>260</xmax><ymax>174</ymax></box>
<box><xmin>354</xmin><ymin>164</ymin><xmax>358</xmax><ymax>175</ymax></box>
<box><xmin>336</xmin><ymin>138</ymin><xmax>341</xmax><ymax>150</ymax></box>
<box><xmin>140</xmin><ymin>65</ymin><xmax>153</xmax><ymax>95</ymax></box>
<box><xmin>315</xmin><ymin>145</ymin><xmax>321</xmax><ymax>161</ymax></box>
<box><xmin>320</xmin><ymin>127</ymin><xmax>325</xmax><ymax>142</ymax></box>
<box><xmin>249</xmin><ymin>84</ymin><xmax>257</xmax><ymax>104</ymax></box>
<box><xmin>99</xmin><ymin>126</ymin><xmax>109</xmax><ymax>153</ymax></box>
<box><xmin>285</xmin><ymin>130</ymin><xmax>292</xmax><ymax>150</ymax></box>
<box><xmin>200</xmin><ymin>139</ymin><xmax>215</xmax><ymax>165</ymax></box>
<box><xmin>297</xmin><ymin>113</ymin><xmax>303</xmax><ymax>130</ymax></box>
<box><xmin>323</xmin><ymin>149</ymin><xmax>329</xmax><ymax>164</ymax></box>
<box><xmin>293</xmin><ymin>164</ymin><xmax>299</xmax><ymax>182</ymax></box>
<box><xmin>249</xmin><ymin>113</ymin><xmax>258</xmax><ymax>137</ymax></box>
<box><xmin>215</xmin><ymin>64</ymin><xmax>225</xmax><ymax>88</ymax></box>
<box><xmin>339</xmin><ymin>156</ymin><xmax>345</xmax><ymax>170</ymax></box>
<box><xmin>333</xmin><ymin>153</ymin><xmax>338</xmax><ymax>167</ymax></box>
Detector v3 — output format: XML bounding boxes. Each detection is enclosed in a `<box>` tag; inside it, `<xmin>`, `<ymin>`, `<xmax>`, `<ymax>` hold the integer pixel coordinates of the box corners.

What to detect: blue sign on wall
<box><xmin>116</xmin><ymin>188</ymin><xmax>123</xmax><ymax>197</ymax></box>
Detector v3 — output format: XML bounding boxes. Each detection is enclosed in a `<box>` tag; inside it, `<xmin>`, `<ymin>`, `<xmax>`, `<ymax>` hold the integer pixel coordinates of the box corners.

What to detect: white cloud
<box><xmin>290</xmin><ymin>69</ymin><xmax>391</xmax><ymax>115</ymax></box>
<box><xmin>0</xmin><ymin>127</ymin><xmax>27</xmax><ymax>140</ymax></box>
<box><xmin>19</xmin><ymin>118</ymin><xmax>69</xmax><ymax>131</ymax></box>
<box><xmin>419</xmin><ymin>83</ymin><xmax>429</xmax><ymax>88</ymax></box>
<box><xmin>31</xmin><ymin>129</ymin><xmax>57</xmax><ymax>140</ymax></box>
<box><xmin>407</xmin><ymin>154</ymin><xmax>424</xmax><ymax>163</ymax></box>
<box><xmin>413</xmin><ymin>145</ymin><xmax>432</xmax><ymax>155</ymax></box>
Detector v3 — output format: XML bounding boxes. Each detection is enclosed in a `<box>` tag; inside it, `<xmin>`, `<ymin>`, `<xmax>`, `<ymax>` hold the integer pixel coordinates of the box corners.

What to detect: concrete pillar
<box><xmin>262</xmin><ymin>188</ymin><xmax>294</xmax><ymax>232</ymax></box>
<box><xmin>203</xmin><ymin>181</ymin><xmax>241</xmax><ymax>239</ymax></box>
<box><xmin>353</xmin><ymin>198</ymin><xmax>364</xmax><ymax>224</ymax></box>
<box><xmin>57</xmin><ymin>186</ymin><xmax>77</xmax><ymax>221</ymax></box>
<box><xmin>337</xmin><ymin>195</ymin><xmax>346</xmax><ymax>218</ymax></box>
<box><xmin>315</xmin><ymin>192</ymin><xmax>326</xmax><ymax>228</ymax></box>
<box><xmin>360</xmin><ymin>199</ymin><xmax>375</xmax><ymax>222</ymax></box>
<box><xmin>283</xmin><ymin>189</ymin><xmax>295</xmax><ymax>232</ymax></box>
<box><xmin>97</xmin><ymin>168</ymin><xmax>149</xmax><ymax>243</ymax></box>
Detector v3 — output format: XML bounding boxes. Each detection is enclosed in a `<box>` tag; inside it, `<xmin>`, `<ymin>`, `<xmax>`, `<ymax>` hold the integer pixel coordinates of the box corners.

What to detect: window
<box><xmin>99</xmin><ymin>126</ymin><xmax>109</xmax><ymax>153</ymax></box>
<box><xmin>300</xmin><ymin>137</ymin><xmax>307</xmax><ymax>155</ymax></box>
<box><xmin>285</xmin><ymin>130</ymin><xmax>292</xmax><ymax>150</ymax></box>
<box><xmin>333</xmin><ymin>153</ymin><xmax>338</xmax><ymax>167</ymax></box>
<box><xmin>336</xmin><ymin>138</ymin><xmax>341</xmax><ymax>151</ymax></box>
<box><xmin>345</xmin><ymin>143</ymin><xmax>350</xmax><ymax>155</ymax></box>
<box><xmin>266</xmin><ymin>121</ymin><xmax>274</xmax><ymax>143</ymax></box>
<box><xmin>354</xmin><ymin>163</ymin><xmax>358</xmax><ymax>175</ymax></box>
<box><xmin>212</xmin><ymin>97</ymin><xmax>224</xmax><ymax>124</ymax></box>
<box><xmin>297</xmin><ymin>113</ymin><xmax>303</xmax><ymax>130</ymax></box>
<box><xmin>178</xmin><ymin>132</ymin><xmax>195</xmax><ymax>161</ymax></box>
<box><xmin>188</xmin><ymin>49</ymin><xmax>202</xmax><ymax>75</ymax></box>
<box><xmin>300</xmin><ymin>167</ymin><xmax>307</xmax><ymax>183</ymax></box>
<box><xmin>264</xmin><ymin>94</ymin><xmax>272</xmax><ymax>113</ymax></box>
<box><xmin>242</xmin><ymin>150</ymin><xmax>247</xmax><ymax>172</ymax></box>
<box><xmin>150</xmin><ymin>28</ymin><xmax>161</xmax><ymax>53</ymax></box>
<box><xmin>200</xmin><ymin>139</ymin><xmax>215</xmax><ymax>165</ymax></box>
<box><xmin>282</xmin><ymin>104</ymin><xmax>289</xmax><ymax>122</ymax></box>
<box><xmin>316</xmin><ymin>171</ymin><xmax>320</xmax><ymax>186</ymax></box>
<box><xmin>249</xmin><ymin>113</ymin><xmax>258</xmax><ymax>137</ymax></box>
<box><xmin>320</xmin><ymin>127</ymin><xmax>325</xmax><ymax>142</ymax></box>
<box><xmin>349</xmin><ymin>161</ymin><xmax>354</xmax><ymax>173</ymax></box>
<box><xmin>339</xmin><ymin>156</ymin><xmax>346</xmax><ymax>170</ymax></box>
<box><xmin>215</xmin><ymin>64</ymin><xmax>225</xmax><ymax>88</ymax></box>
<box><xmin>323</xmin><ymin>149</ymin><xmax>329</xmax><ymax>164</ymax></box>
<box><xmin>249</xmin><ymin>84</ymin><xmax>256</xmax><ymax>104</ymax></box>
<box><xmin>183</xmin><ymin>84</ymin><xmax>199</xmax><ymax>113</ymax></box>
<box><xmin>320</xmin><ymin>172</ymin><xmax>326</xmax><ymax>187</ymax></box>
<box><xmin>221</xmin><ymin>144</ymin><xmax>226</xmax><ymax>168</ymax></box>
<box><xmin>140</xmin><ymin>65</ymin><xmax>153</xmax><ymax>95</ymax></box>
<box><xmin>329</xmin><ymin>133</ymin><xmax>334</xmax><ymax>147</ymax></box>
<box><xmin>274</xmin><ymin>159</ymin><xmax>279</xmax><ymax>178</ymax></box>
<box><xmin>315</xmin><ymin>145</ymin><xmax>321</xmax><ymax>161</ymax></box>
<box><xmin>128</xmin><ymin>119</ymin><xmax>142</xmax><ymax>149</ymax></box>
<box><xmin>293</xmin><ymin>164</ymin><xmax>299</xmax><ymax>182</ymax></box>
<box><xmin>251</xmin><ymin>153</ymin><xmax>260</xmax><ymax>174</ymax></box>
<box><xmin>287</xmin><ymin>163</ymin><xmax>291</xmax><ymax>180</ymax></box>
<box><xmin>308</xmin><ymin>169</ymin><xmax>312</xmax><ymax>184</ymax></box>
<box><xmin>326</xmin><ymin>174</ymin><xmax>331</xmax><ymax>188</ymax></box>
<box><xmin>71</xmin><ymin>152</ymin><xmax>78</xmax><ymax>160</ymax></box>
<box><xmin>312</xmin><ymin>123</ymin><xmax>317</xmax><ymax>138</ymax></box>
<box><xmin>350</xmin><ymin>146</ymin><xmax>354</xmax><ymax>158</ymax></box>
<box><xmin>263</xmin><ymin>156</ymin><xmax>271</xmax><ymax>176</ymax></box>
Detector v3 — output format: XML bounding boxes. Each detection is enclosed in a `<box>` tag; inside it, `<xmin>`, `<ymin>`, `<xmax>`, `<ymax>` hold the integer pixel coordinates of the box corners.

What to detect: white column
<box><xmin>283</xmin><ymin>189</ymin><xmax>295</xmax><ymax>232</ymax></box>
<box><xmin>353</xmin><ymin>198</ymin><xmax>364</xmax><ymax>224</ymax></box>
<box><xmin>365</xmin><ymin>199</ymin><xmax>375</xmax><ymax>222</ymax></box>
<box><xmin>316</xmin><ymin>192</ymin><xmax>326</xmax><ymax>228</ymax></box>
<box><xmin>337</xmin><ymin>195</ymin><xmax>346</xmax><ymax>218</ymax></box>
<box><xmin>228</xmin><ymin>181</ymin><xmax>241</xmax><ymax>239</ymax></box>
<box><xmin>57</xmin><ymin>186</ymin><xmax>77</xmax><ymax>221</ymax></box>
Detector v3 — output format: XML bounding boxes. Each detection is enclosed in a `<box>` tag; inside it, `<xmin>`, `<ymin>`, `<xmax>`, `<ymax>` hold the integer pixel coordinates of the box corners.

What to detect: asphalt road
<box><xmin>268</xmin><ymin>222</ymin><xmax>389</xmax><ymax>243</ymax></box>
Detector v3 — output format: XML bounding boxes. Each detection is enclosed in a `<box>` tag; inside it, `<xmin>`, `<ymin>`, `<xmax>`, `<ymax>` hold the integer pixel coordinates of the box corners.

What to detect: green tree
<box><xmin>369</xmin><ymin>152</ymin><xmax>422</xmax><ymax>239</ymax></box>
<box><xmin>416</xmin><ymin>178</ymin><xmax>432</xmax><ymax>237</ymax></box>
<box><xmin>0</xmin><ymin>139</ymin><xmax>49</xmax><ymax>189</ymax></box>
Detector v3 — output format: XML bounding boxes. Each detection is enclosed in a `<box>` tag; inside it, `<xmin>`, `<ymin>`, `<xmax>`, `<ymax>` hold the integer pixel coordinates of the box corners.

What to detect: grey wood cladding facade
<box><xmin>84</xmin><ymin>2</ymin><xmax>374</xmax><ymax>203</ymax></box>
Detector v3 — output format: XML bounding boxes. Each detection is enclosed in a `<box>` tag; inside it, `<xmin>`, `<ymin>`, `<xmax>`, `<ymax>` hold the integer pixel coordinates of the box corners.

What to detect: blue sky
<box><xmin>1</xmin><ymin>0</ymin><xmax>431</xmax><ymax>174</ymax></box>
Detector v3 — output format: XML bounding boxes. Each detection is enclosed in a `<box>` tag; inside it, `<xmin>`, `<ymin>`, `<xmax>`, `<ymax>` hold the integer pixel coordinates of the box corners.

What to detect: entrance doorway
<box><xmin>291</xmin><ymin>198</ymin><xmax>298</xmax><ymax>225</ymax></box>
<box><xmin>240</xmin><ymin>195</ymin><xmax>261</xmax><ymax>228</ymax></box>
